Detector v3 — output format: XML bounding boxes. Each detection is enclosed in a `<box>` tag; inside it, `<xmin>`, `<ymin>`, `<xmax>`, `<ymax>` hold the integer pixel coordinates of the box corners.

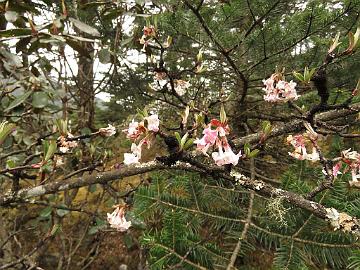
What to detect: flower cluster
<box><xmin>98</xmin><ymin>124</ymin><xmax>116</xmax><ymax>137</ymax></box>
<box><xmin>139</xmin><ymin>25</ymin><xmax>156</xmax><ymax>52</ymax></box>
<box><xmin>174</xmin><ymin>79</ymin><xmax>191</xmax><ymax>96</ymax></box>
<box><xmin>107</xmin><ymin>205</ymin><xmax>131</xmax><ymax>232</ymax></box>
<box><xmin>286</xmin><ymin>133</ymin><xmax>319</xmax><ymax>162</ymax></box>
<box><xmin>58</xmin><ymin>133</ymin><xmax>78</xmax><ymax>153</ymax></box>
<box><xmin>342</xmin><ymin>149</ymin><xmax>360</xmax><ymax>184</ymax></box>
<box><xmin>263</xmin><ymin>73</ymin><xmax>299</xmax><ymax>102</ymax></box>
<box><xmin>123</xmin><ymin>114</ymin><xmax>160</xmax><ymax>165</ymax></box>
<box><xmin>195</xmin><ymin>119</ymin><xmax>241</xmax><ymax>166</ymax></box>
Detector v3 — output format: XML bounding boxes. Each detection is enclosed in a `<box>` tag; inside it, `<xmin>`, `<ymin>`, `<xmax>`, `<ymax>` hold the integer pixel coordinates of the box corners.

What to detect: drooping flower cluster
<box><xmin>342</xmin><ymin>149</ymin><xmax>360</xmax><ymax>184</ymax></box>
<box><xmin>58</xmin><ymin>133</ymin><xmax>78</xmax><ymax>153</ymax></box>
<box><xmin>195</xmin><ymin>119</ymin><xmax>241</xmax><ymax>166</ymax></box>
<box><xmin>107</xmin><ymin>205</ymin><xmax>131</xmax><ymax>232</ymax></box>
<box><xmin>123</xmin><ymin>114</ymin><xmax>160</xmax><ymax>165</ymax></box>
<box><xmin>263</xmin><ymin>73</ymin><xmax>299</xmax><ymax>102</ymax></box>
<box><xmin>286</xmin><ymin>133</ymin><xmax>319</xmax><ymax>162</ymax></box>
<box><xmin>98</xmin><ymin>124</ymin><xmax>116</xmax><ymax>137</ymax></box>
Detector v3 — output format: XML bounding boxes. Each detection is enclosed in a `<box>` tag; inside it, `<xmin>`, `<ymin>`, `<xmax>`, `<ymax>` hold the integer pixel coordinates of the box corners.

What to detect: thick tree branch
<box><xmin>233</xmin><ymin>102</ymin><xmax>360</xmax><ymax>147</ymax></box>
<box><xmin>1</xmin><ymin>158</ymin><xmax>360</xmax><ymax>236</ymax></box>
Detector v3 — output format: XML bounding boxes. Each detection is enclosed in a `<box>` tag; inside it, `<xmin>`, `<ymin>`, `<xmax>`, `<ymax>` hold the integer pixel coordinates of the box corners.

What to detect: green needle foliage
<box><xmin>132</xmin><ymin>160</ymin><xmax>360</xmax><ymax>269</ymax></box>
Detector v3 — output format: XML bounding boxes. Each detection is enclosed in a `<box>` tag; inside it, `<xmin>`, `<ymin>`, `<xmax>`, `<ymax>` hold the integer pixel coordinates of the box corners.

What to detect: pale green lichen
<box><xmin>266</xmin><ymin>196</ymin><xmax>289</xmax><ymax>227</ymax></box>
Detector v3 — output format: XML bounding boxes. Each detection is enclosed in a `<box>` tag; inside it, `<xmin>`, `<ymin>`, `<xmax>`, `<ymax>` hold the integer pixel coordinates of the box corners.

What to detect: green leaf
<box><xmin>50</xmin><ymin>224</ymin><xmax>61</xmax><ymax>236</ymax></box>
<box><xmin>0</xmin><ymin>121</ymin><xmax>15</xmax><ymax>145</ymax></box>
<box><xmin>88</xmin><ymin>218</ymin><xmax>107</xmax><ymax>234</ymax></box>
<box><xmin>89</xmin><ymin>184</ymin><xmax>97</xmax><ymax>193</ymax></box>
<box><xmin>55</xmin><ymin>119</ymin><xmax>68</xmax><ymax>134</ymax></box>
<box><xmin>69</xmin><ymin>17</ymin><xmax>100</xmax><ymax>37</ymax></box>
<box><xmin>120</xmin><ymin>37</ymin><xmax>133</xmax><ymax>46</ymax></box>
<box><xmin>174</xmin><ymin>132</ymin><xmax>181</xmax><ymax>145</ymax></box>
<box><xmin>44</xmin><ymin>141</ymin><xmax>57</xmax><ymax>162</ymax></box>
<box><xmin>32</xmin><ymin>92</ymin><xmax>49</xmax><ymax>109</ymax></box>
<box><xmin>261</xmin><ymin>121</ymin><xmax>272</xmax><ymax>135</ymax></box>
<box><xmin>220</xmin><ymin>105</ymin><xmax>227</xmax><ymax>123</ymax></box>
<box><xmin>123</xmin><ymin>234</ymin><xmax>135</xmax><ymax>248</ymax></box>
<box><xmin>293</xmin><ymin>71</ymin><xmax>304</xmax><ymax>82</ymax></box>
<box><xmin>98</xmin><ymin>48</ymin><xmax>111</xmax><ymax>64</ymax></box>
<box><xmin>180</xmin><ymin>133</ymin><xmax>188</xmax><ymax>149</ymax></box>
<box><xmin>40</xmin><ymin>206</ymin><xmax>52</xmax><ymax>218</ymax></box>
<box><xmin>248</xmin><ymin>149</ymin><xmax>260</xmax><ymax>158</ymax></box>
<box><xmin>64</xmin><ymin>37</ymin><xmax>90</xmax><ymax>56</ymax></box>
<box><xmin>6</xmin><ymin>159</ymin><xmax>16</xmax><ymax>169</ymax></box>
<box><xmin>5</xmin><ymin>91</ymin><xmax>32</xmax><ymax>112</ymax></box>
<box><xmin>244</xmin><ymin>143</ymin><xmax>251</xmax><ymax>156</ymax></box>
<box><xmin>183</xmin><ymin>138</ymin><xmax>195</xmax><ymax>150</ymax></box>
<box><xmin>0</xmin><ymin>28</ymin><xmax>32</xmax><ymax>38</ymax></box>
<box><xmin>56</xmin><ymin>206</ymin><xmax>69</xmax><ymax>217</ymax></box>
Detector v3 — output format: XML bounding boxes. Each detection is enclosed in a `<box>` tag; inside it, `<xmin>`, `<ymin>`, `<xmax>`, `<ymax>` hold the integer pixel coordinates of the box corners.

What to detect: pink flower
<box><xmin>194</xmin><ymin>127</ymin><xmax>218</xmax><ymax>155</ymax></box>
<box><xmin>263</xmin><ymin>75</ymin><xmax>275</xmax><ymax>90</ymax></box>
<box><xmin>332</xmin><ymin>162</ymin><xmax>342</xmax><ymax>177</ymax></box>
<box><xmin>212</xmin><ymin>144</ymin><xmax>241</xmax><ymax>166</ymax></box>
<box><xmin>107</xmin><ymin>206</ymin><xmax>132</xmax><ymax>232</ymax></box>
<box><xmin>123</xmin><ymin>120</ymin><xmax>142</xmax><ymax>140</ymax></box>
<box><xmin>287</xmin><ymin>134</ymin><xmax>319</xmax><ymax>162</ymax></box>
<box><xmin>146</xmin><ymin>114</ymin><xmax>159</xmax><ymax>132</ymax></box>
<box><xmin>143</xmin><ymin>25</ymin><xmax>156</xmax><ymax>37</ymax></box>
<box><xmin>263</xmin><ymin>74</ymin><xmax>299</xmax><ymax>103</ymax></box>
<box><xmin>154</xmin><ymin>71</ymin><xmax>166</xmax><ymax>81</ymax></box>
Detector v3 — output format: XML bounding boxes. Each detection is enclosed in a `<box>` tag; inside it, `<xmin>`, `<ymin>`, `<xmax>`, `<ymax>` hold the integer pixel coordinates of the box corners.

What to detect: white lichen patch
<box><xmin>230</xmin><ymin>170</ymin><xmax>246</xmax><ymax>185</ymax></box>
<box><xmin>172</xmin><ymin>161</ymin><xmax>192</xmax><ymax>168</ymax></box>
<box><xmin>59</xmin><ymin>184</ymin><xmax>70</xmax><ymax>191</ymax></box>
<box><xmin>26</xmin><ymin>185</ymin><xmax>46</xmax><ymax>198</ymax></box>
<box><xmin>326</xmin><ymin>207</ymin><xmax>340</xmax><ymax>223</ymax></box>
<box><xmin>136</xmin><ymin>161</ymin><xmax>157</xmax><ymax>168</ymax></box>
<box><xmin>310</xmin><ymin>201</ymin><xmax>318</xmax><ymax>210</ymax></box>
<box><xmin>254</xmin><ymin>181</ymin><xmax>264</xmax><ymax>190</ymax></box>
<box><xmin>325</xmin><ymin>208</ymin><xmax>358</xmax><ymax>233</ymax></box>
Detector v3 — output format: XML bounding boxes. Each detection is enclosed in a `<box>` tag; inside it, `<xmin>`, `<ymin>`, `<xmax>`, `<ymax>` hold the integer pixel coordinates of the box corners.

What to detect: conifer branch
<box><xmin>227</xmin><ymin>158</ymin><xmax>256</xmax><ymax>270</ymax></box>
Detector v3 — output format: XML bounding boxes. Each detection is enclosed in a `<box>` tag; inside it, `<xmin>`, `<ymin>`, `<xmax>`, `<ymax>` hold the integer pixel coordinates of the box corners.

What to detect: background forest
<box><xmin>0</xmin><ymin>0</ymin><xmax>360</xmax><ymax>269</ymax></box>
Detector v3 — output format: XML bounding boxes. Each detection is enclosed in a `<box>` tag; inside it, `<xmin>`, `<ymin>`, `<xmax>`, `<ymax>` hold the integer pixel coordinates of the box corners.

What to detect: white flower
<box><xmin>212</xmin><ymin>144</ymin><xmax>241</xmax><ymax>166</ymax></box>
<box><xmin>146</xmin><ymin>114</ymin><xmax>159</xmax><ymax>132</ymax></box>
<box><xmin>350</xmin><ymin>169</ymin><xmax>360</xmax><ymax>182</ymax></box>
<box><xmin>123</xmin><ymin>120</ymin><xmax>141</xmax><ymax>140</ymax></box>
<box><xmin>107</xmin><ymin>206</ymin><xmax>132</xmax><ymax>232</ymax></box>
<box><xmin>124</xmin><ymin>153</ymin><xmax>139</xmax><ymax>165</ymax></box>
<box><xmin>99</xmin><ymin>124</ymin><xmax>116</xmax><ymax>137</ymax></box>
<box><xmin>342</xmin><ymin>148</ymin><xmax>360</xmax><ymax>160</ymax></box>
<box><xmin>58</xmin><ymin>133</ymin><xmax>78</xmax><ymax>153</ymax></box>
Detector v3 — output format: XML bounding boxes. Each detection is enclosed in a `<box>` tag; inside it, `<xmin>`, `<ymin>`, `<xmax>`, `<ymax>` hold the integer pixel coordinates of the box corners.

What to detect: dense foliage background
<box><xmin>0</xmin><ymin>0</ymin><xmax>359</xmax><ymax>269</ymax></box>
